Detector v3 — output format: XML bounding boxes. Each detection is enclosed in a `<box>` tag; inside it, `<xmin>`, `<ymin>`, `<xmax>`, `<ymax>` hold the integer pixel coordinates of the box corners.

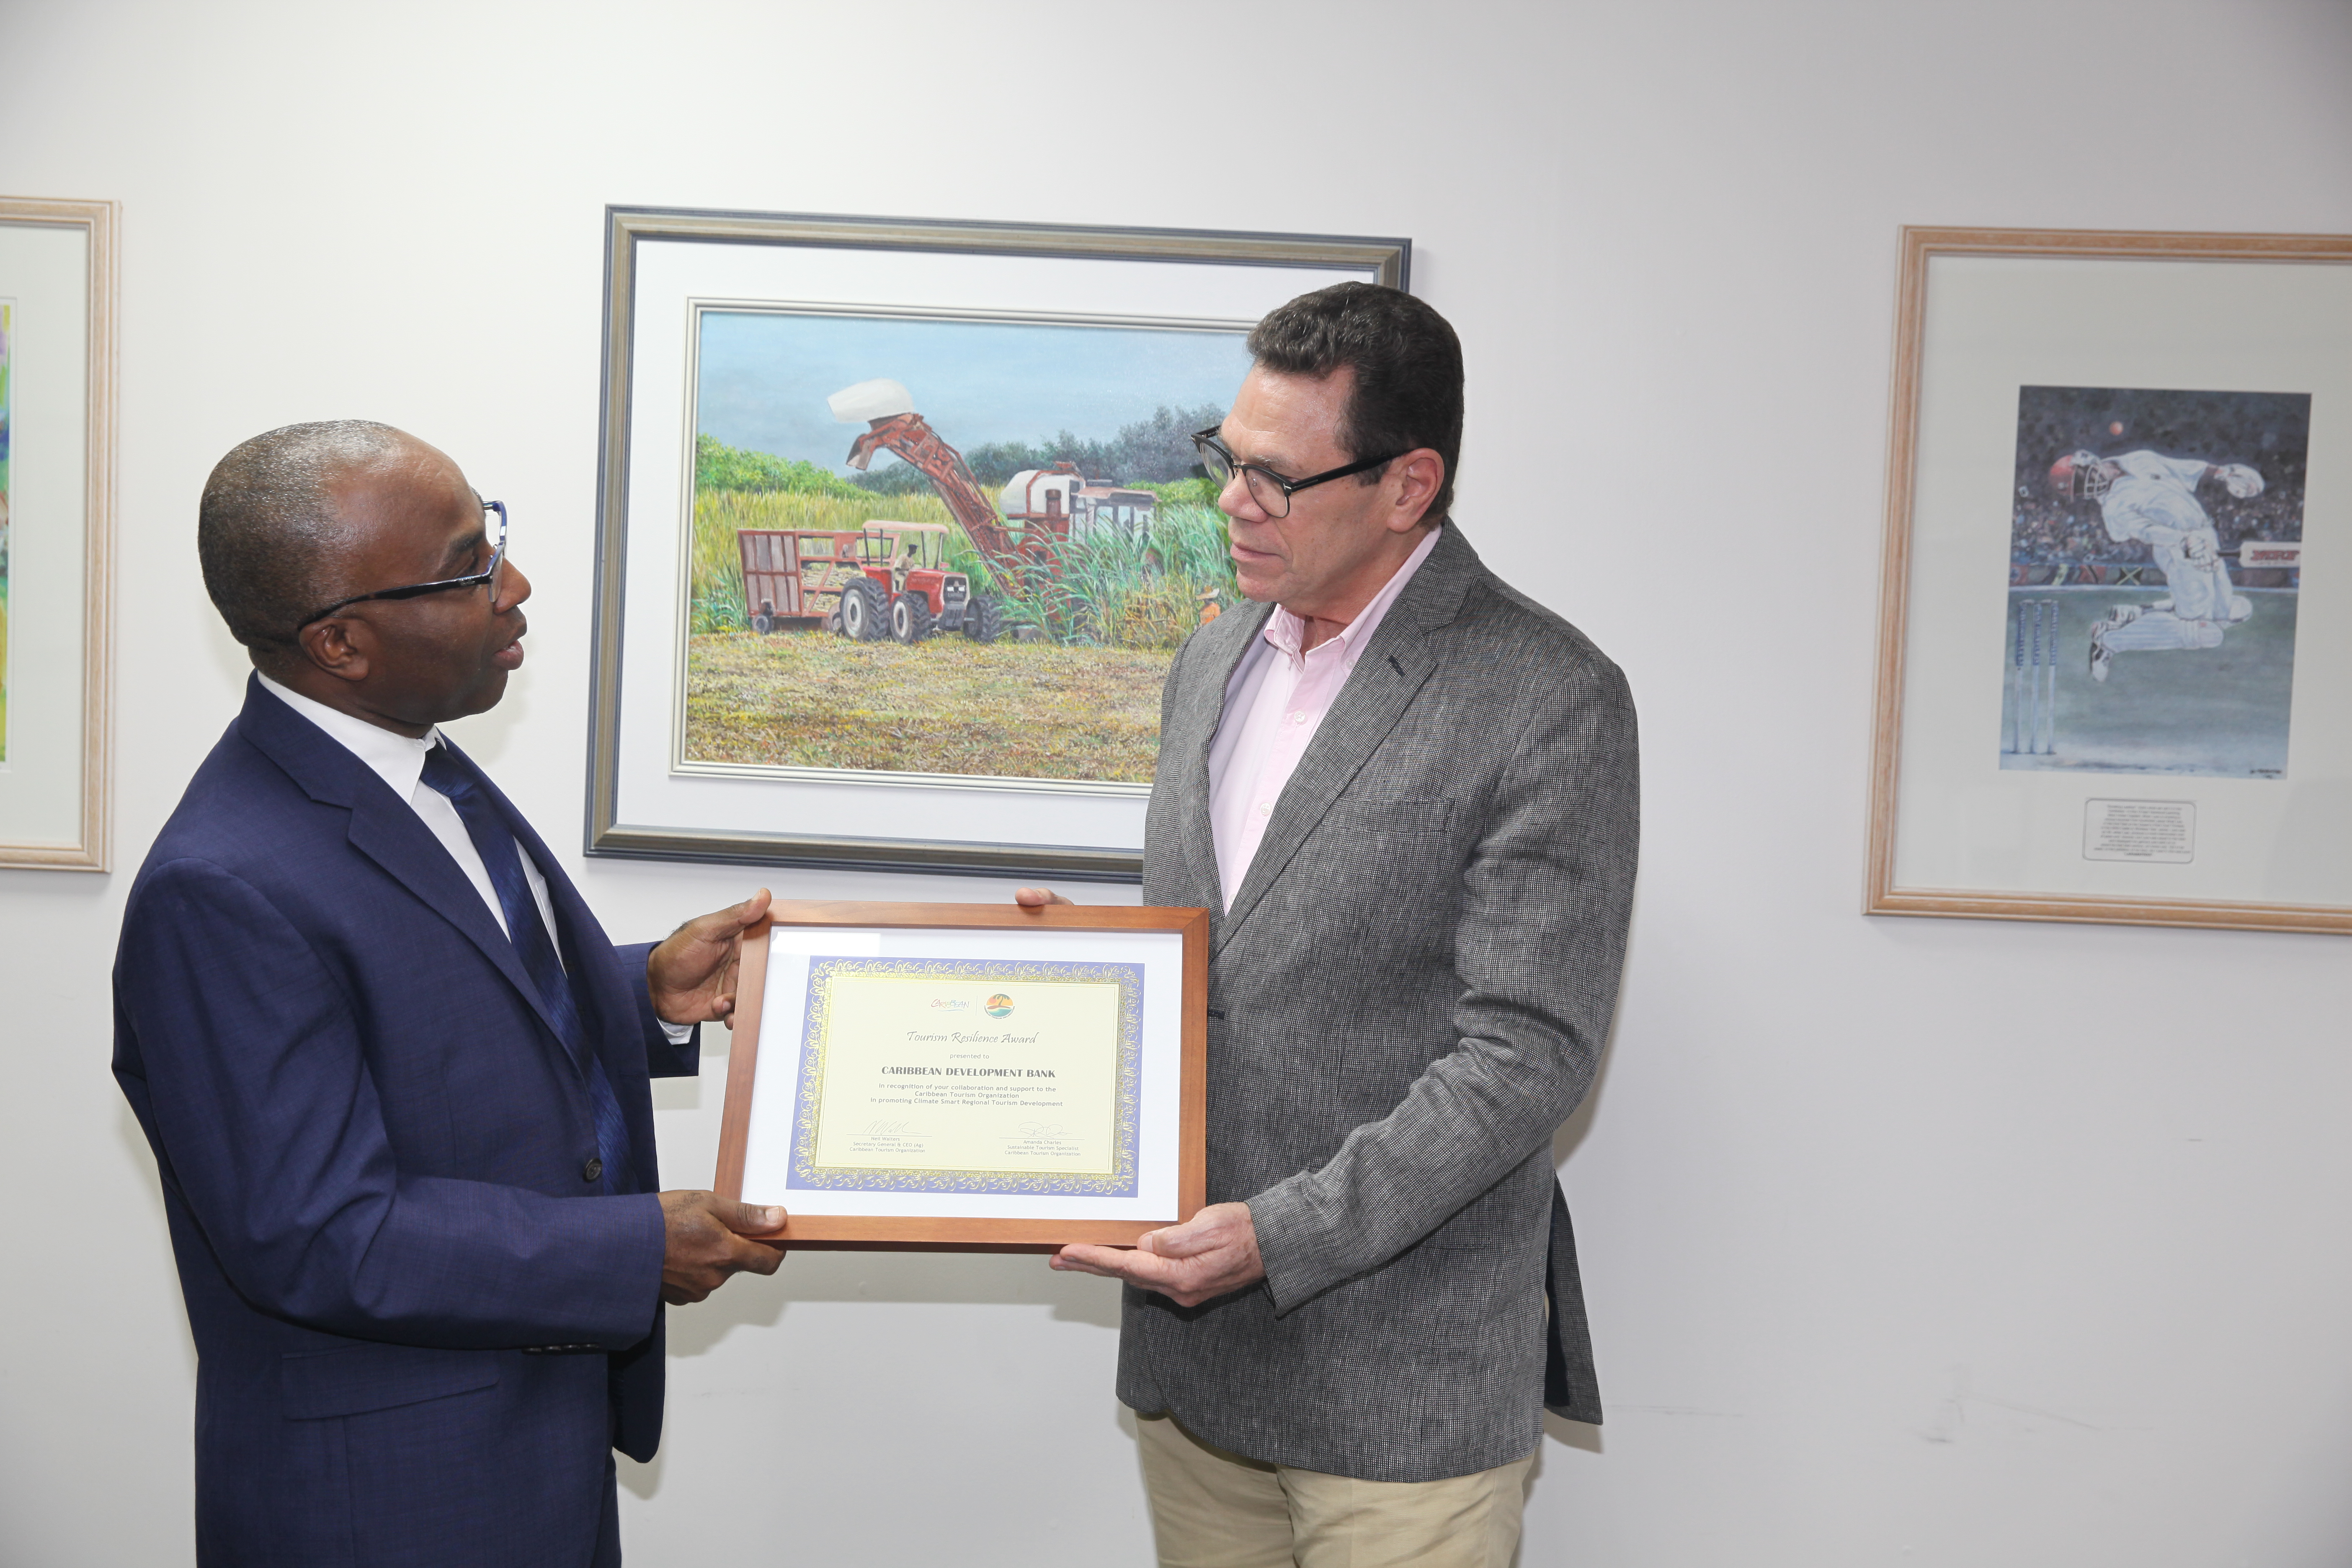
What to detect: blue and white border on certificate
<box><xmin>788</xmin><ymin>956</ymin><xmax>1144</xmax><ymax>1196</ymax></box>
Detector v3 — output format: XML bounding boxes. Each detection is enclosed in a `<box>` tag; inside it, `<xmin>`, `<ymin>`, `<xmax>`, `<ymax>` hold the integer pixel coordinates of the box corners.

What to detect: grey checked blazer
<box><xmin>1121</xmin><ymin>523</ymin><xmax>1639</xmax><ymax>1483</ymax></box>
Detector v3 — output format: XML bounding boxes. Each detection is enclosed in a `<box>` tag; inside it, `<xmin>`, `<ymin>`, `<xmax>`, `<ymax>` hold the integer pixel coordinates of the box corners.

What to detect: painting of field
<box><xmin>687</xmin><ymin>633</ymin><xmax>1175</xmax><ymax>781</ymax></box>
<box><xmin>682</xmin><ymin>487</ymin><xmax>1226</xmax><ymax>781</ymax></box>
<box><xmin>680</xmin><ymin>304</ymin><xmax>1251</xmax><ymax>785</ymax></box>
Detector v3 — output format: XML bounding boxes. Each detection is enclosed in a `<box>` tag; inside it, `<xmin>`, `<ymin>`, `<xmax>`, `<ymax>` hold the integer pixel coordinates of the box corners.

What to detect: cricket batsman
<box><xmin>2049</xmin><ymin>448</ymin><xmax>2265</xmax><ymax>682</ymax></box>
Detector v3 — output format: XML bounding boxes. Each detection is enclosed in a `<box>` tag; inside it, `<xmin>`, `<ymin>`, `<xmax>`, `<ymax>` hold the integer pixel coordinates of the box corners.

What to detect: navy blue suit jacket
<box><xmin>113</xmin><ymin>678</ymin><xmax>694</xmax><ymax>1568</ymax></box>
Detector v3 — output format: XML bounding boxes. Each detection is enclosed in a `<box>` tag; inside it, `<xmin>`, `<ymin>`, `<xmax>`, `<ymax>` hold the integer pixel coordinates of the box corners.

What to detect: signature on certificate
<box><xmin>1015</xmin><ymin>1121</ymin><xmax>1069</xmax><ymax>1139</ymax></box>
<box><xmin>859</xmin><ymin>1119</ymin><xmax>916</xmax><ymax>1136</ymax></box>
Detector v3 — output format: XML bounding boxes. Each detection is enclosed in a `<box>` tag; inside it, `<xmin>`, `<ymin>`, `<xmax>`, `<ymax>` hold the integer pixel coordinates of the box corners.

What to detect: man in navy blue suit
<box><xmin>114</xmin><ymin>421</ymin><xmax>787</xmax><ymax>1567</ymax></box>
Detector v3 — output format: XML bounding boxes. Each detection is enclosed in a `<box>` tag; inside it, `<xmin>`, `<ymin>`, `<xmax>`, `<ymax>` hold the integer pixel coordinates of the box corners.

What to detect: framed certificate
<box><xmin>713</xmin><ymin>901</ymin><xmax>1207</xmax><ymax>1248</ymax></box>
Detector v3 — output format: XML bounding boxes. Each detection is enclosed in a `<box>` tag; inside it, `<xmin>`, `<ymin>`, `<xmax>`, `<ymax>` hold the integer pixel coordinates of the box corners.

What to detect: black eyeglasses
<box><xmin>1190</xmin><ymin>429</ymin><xmax>1403</xmax><ymax>519</ymax></box>
<box><xmin>293</xmin><ymin>501</ymin><xmax>509</xmax><ymax>634</ymax></box>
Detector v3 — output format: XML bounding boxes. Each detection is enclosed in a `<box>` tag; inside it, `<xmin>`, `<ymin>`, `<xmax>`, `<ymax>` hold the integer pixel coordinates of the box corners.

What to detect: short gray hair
<box><xmin>197</xmin><ymin>420</ymin><xmax>407</xmax><ymax>653</ymax></box>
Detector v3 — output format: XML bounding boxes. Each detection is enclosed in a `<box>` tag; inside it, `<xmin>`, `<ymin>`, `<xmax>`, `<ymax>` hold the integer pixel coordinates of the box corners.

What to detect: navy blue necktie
<box><xmin>420</xmin><ymin>743</ymin><xmax>634</xmax><ymax>1195</ymax></box>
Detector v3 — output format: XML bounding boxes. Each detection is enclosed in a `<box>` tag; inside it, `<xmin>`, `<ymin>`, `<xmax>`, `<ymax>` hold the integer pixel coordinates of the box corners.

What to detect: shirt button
<box><xmin>1290</xmin><ymin>711</ymin><xmax>1308</xmax><ymax>725</ymax></box>
<box><xmin>582</xmin><ymin>1157</ymin><xmax>603</xmax><ymax>1183</ymax></box>
<box><xmin>1257</xmin><ymin>802</ymin><xmax>1272</xmax><ymax>818</ymax></box>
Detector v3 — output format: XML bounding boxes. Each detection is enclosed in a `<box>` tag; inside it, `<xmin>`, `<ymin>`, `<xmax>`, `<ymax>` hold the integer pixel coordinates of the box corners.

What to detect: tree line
<box><xmin>850</xmin><ymin>402</ymin><xmax>1226</xmax><ymax>495</ymax></box>
<box><xmin>697</xmin><ymin>400</ymin><xmax>1228</xmax><ymax>502</ymax></box>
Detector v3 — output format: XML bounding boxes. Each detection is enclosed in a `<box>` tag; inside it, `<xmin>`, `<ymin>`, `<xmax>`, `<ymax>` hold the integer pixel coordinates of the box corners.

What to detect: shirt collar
<box><xmin>255</xmin><ymin>671</ymin><xmax>445</xmax><ymax>802</ymax></box>
<box><xmin>1263</xmin><ymin>523</ymin><xmax>1444</xmax><ymax>665</ymax></box>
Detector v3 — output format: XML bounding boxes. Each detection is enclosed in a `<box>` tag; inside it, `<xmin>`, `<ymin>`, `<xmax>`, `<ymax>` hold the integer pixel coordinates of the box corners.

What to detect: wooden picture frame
<box><xmin>582</xmin><ymin>207</ymin><xmax>1408</xmax><ymax>882</ymax></box>
<box><xmin>1867</xmin><ymin>226</ymin><xmax>2352</xmax><ymax>934</ymax></box>
<box><xmin>0</xmin><ymin>196</ymin><xmax>116</xmax><ymax>871</ymax></box>
<box><xmin>713</xmin><ymin>900</ymin><xmax>1208</xmax><ymax>1251</ymax></box>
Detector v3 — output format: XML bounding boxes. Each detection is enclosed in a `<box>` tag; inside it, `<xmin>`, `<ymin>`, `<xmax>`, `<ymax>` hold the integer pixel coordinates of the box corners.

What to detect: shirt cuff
<box><xmin>658</xmin><ymin>1018</ymin><xmax>695</xmax><ymax>1044</ymax></box>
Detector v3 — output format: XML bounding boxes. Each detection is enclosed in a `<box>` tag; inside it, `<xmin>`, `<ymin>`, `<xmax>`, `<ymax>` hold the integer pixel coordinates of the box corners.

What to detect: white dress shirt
<box><xmin>255</xmin><ymin>675</ymin><xmax>693</xmax><ymax>1041</ymax></box>
<box><xmin>257</xmin><ymin>673</ymin><xmax>562</xmax><ymax>948</ymax></box>
<box><xmin>1206</xmin><ymin>524</ymin><xmax>1444</xmax><ymax>908</ymax></box>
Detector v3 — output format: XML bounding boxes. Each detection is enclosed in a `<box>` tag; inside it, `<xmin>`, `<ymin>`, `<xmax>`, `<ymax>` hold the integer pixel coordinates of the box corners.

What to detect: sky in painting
<box><xmin>695</xmin><ymin>310</ymin><xmax>1252</xmax><ymax>475</ymax></box>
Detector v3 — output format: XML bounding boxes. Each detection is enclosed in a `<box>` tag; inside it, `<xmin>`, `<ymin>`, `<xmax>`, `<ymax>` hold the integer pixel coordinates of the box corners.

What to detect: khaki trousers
<box><xmin>1135</xmin><ymin>1413</ymin><xmax>1534</xmax><ymax>1568</ymax></box>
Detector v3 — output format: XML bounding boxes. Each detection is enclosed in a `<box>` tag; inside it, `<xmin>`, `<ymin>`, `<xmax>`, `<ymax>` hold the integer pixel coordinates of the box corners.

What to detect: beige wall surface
<box><xmin>3</xmin><ymin>2</ymin><xmax>2349</xmax><ymax>1563</ymax></box>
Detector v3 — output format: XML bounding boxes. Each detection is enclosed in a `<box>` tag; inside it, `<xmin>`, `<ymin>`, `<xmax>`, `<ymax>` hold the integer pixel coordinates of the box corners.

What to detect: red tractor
<box><xmin>736</xmin><ymin>521</ymin><xmax>1005</xmax><ymax>644</ymax></box>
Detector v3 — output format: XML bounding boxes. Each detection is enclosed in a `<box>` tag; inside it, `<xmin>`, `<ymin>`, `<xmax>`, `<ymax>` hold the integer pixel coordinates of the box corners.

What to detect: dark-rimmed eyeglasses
<box><xmin>293</xmin><ymin>501</ymin><xmax>509</xmax><ymax>634</ymax></box>
<box><xmin>1190</xmin><ymin>429</ymin><xmax>1403</xmax><ymax>519</ymax></box>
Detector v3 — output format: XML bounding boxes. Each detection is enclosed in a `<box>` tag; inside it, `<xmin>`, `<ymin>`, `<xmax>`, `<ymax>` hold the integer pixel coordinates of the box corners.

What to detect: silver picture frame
<box><xmin>584</xmin><ymin>207</ymin><xmax>1408</xmax><ymax>881</ymax></box>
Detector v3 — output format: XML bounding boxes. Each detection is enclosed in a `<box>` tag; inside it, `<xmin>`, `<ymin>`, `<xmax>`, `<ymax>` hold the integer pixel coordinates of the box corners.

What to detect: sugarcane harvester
<box><xmin>830</xmin><ymin>378</ymin><xmax>1035</xmax><ymax>572</ymax></box>
<box><xmin>730</xmin><ymin>378</ymin><xmax>1019</xmax><ymax>644</ymax></box>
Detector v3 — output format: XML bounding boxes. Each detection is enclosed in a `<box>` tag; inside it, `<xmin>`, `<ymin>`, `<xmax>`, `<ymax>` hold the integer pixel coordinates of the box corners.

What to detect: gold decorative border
<box><xmin>788</xmin><ymin>956</ymin><xmax>1144</xmax><ymax>1195</ymax></box>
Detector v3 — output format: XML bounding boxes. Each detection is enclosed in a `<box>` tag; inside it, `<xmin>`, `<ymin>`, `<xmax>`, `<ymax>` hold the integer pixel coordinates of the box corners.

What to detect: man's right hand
<box><xmin>658</xmin><ymin>1191</ymin><xmax>787</xmax><ymax>1305</ymax></box>
<box><xmin>1013</xmin><ymin>887</ymin><xmax>1073</xmax><ymax>908</ymax></box>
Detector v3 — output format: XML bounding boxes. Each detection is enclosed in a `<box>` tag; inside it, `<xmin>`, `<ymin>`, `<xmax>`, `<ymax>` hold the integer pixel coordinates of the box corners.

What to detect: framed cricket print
<box><xmin>0</xmin><ymin>197</ymin><xmax>115</xmax><ymax>872</ymax></box>
<box><xmin>712</xmin><ymin>900</ymin><xmax>1207</xmax><ymax>1249</ymax></box>
<box><xmin>584</xmin><ymin>207</ymin><xmax>1409</xmax><ymax>881</ymax></box>
<box><xmin>1867</xmin><ymin>226</ymin><xmax>2352</xmax><ymax>934</ymax></box>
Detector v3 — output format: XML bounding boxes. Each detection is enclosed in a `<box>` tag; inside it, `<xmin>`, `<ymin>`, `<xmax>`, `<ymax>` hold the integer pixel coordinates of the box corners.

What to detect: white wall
<box><xmin>3</xmin><ymin>2</ymin><xmax>2349</xmax><ymax>1562</ymax></box>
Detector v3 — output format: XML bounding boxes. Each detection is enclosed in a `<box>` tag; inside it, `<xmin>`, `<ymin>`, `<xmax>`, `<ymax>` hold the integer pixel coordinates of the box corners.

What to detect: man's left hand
<box><xmin>647</xmin><ymin>889</ymin><xmax>772</xmax><ymax>1026</ymax></box>
<box><xmin>1050</xmin><ymin>1202</ymin><xmax>1264</xmax><ymax>1308</ymax></box>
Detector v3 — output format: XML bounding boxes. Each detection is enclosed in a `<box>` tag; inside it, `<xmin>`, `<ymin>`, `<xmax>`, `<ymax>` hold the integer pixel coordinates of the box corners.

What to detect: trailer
<box><xmin>735</xmin><ymin>522</ymin><xmax>1003</xmax><ymax>643</ymax></box>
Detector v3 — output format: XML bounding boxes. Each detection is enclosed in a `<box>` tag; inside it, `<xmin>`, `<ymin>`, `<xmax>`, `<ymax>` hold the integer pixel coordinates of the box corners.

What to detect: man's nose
<box><xmin>1217</xmin><ymin>469</ymin><xmax>1262</xmax><ymax>521</ymax></box>
<box><xmin>497</xmin><ymin>558</ymin><xmax>533</xmax><ymax>611</ymax></box>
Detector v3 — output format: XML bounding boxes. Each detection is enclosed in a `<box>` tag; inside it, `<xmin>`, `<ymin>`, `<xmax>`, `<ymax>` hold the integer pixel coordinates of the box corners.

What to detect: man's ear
<box><xmin>1388</xmin><ymin>449</ymin><xmax>1445</xmax><ymax>533</ymax></box>
<box><xmin>295</xmin><ymin>616</ymin><xmax>373</xmax><ymax>685</ymax></box>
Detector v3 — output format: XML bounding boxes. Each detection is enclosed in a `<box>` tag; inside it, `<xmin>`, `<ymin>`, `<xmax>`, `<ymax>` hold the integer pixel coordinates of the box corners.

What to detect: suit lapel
<box><xmin>1217</xmin><ymin>527</ymin><xmax>1485</xmax><ymax>952</ymax></box>
<box><xmin>237</xmin><ymin>681</ymin><xmax>578</xmax><ymax>1073</ymax></box>
<box><xmin>443</xmin><ymin>736</ymin><xmax>658</xmax><ymax>1191</ymax></box>
<box><xmin>449</xmin><ymin>740</ymin><xmax>629</xmax><ymax>1070</ymax></box>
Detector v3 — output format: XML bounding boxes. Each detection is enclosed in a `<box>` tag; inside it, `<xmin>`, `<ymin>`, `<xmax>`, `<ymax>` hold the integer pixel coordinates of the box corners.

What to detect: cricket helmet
<box><xmin>2049</xmin><ymin>450</ymin><xmax>2111</xmax><ymax>500</ymax></box>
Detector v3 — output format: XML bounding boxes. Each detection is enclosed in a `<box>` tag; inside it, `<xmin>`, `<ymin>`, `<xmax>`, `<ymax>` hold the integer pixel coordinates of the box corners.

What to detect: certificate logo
<box><xmin>984</xmin><ymin>994</ymin><xmax>1014</xmax><ymax>1018</ymax></box>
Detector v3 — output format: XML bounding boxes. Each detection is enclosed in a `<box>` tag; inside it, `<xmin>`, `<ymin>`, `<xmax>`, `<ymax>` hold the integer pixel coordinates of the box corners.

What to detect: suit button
<box><xmin>583</xmin><ymin>1157</ymin><xmax>604</xmax><ymax>1183</ymax></box>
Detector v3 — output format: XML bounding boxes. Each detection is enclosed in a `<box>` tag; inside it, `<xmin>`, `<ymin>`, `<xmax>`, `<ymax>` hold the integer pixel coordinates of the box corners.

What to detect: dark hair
<box><xmin>198</xmin><ymin>420</ymin><xmax>405</xmax><ymax>655</ymax></box>
<box><xmin>1246</xmin><ymin>282</ymin><xmax>1464</xmax><ymax>523</ymax></box>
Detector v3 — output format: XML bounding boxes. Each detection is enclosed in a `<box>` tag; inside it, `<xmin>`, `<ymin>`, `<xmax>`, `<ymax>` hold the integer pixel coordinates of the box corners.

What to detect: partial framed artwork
<box><xmin>712</xmin><ymin>900</ymin><xmax>1207</xmax><ymax>1250</ymax></box>
<box><xmin>586</xmin><ymin>208</ymin><xmax>1408</xmax><ymax>880</ymax></box>
<box><xmin>0</xmin><ymin>197</ymin><xmax>115</xmax><ymax>872</ymax></box>
<box><xmin>1867</xmin><ymin>227</ymin><xmax>2352</xmax><ymax>934</ymax></box>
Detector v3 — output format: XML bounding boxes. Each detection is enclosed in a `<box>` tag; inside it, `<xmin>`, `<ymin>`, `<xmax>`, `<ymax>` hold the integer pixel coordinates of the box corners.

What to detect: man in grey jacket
<box><xmin>1021</xmin><ymin>282</ymin><xmax>1637</xmax><ymax>1567</ymax></box>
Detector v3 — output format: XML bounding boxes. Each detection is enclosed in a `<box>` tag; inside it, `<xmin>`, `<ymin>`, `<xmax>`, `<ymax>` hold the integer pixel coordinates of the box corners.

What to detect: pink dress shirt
<box><xmin>1206</xmin><ymin>525</ymin><xmax>1445</xmax><ymax>909</ymax></box>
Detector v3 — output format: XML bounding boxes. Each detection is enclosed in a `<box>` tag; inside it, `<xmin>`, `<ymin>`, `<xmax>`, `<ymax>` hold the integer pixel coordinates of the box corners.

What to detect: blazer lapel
<box><xmin>237</xmin><ymin>681</ymin><xmax>577</xmax><ymax>1070</ymax></box>
<box><xmin>342</xmin><ymin>801</ymin><xmax>571</xmax><ymax>1058</ymax></box>
<box><xmin>1217</xmin><ymin>527</ymin><xmax>1485</xmax><ymax>952</ymax></box>
<box><xmin>448</xmin><ymin>740</ymin><xmax>629</xmax><ymax>1065</ymax></box>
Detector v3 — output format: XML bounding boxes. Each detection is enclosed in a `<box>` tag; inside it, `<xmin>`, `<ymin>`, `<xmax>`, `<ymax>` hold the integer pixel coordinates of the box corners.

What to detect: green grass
<box><xmin>945</xmin><ymin>502</ymin><xmax>1240</xmax><ymax>651</ymax></box>
<box><xmin>2000</xmin><ymin>587</ymin><xmax>2298</xmax><ymax>777</ymax></box>
<box><xmin>684</xmin><ymin>629</ymin><xmax>1173</xmax><ymax>782</ymax></box>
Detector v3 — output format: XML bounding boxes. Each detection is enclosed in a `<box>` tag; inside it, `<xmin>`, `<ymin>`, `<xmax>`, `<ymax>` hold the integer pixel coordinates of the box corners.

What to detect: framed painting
<box><xmin>1867</xmin><ymin>226</ymin><xmax>2352</xmax><ymax>934</ymax></box>
<box><xmin>712</xmin><ymin>899</ymin><xmax>1207</xmax><ymax>1250</ymax></box>
<box><xmin>585</xmin><ymin>208</ymin><xmax>1408</xmax><ymax>880</ymax></box>
<box><xmin>0</xmin><ymin>197</ymin><xmax>115</xmax><ymax>872</ymax></box>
